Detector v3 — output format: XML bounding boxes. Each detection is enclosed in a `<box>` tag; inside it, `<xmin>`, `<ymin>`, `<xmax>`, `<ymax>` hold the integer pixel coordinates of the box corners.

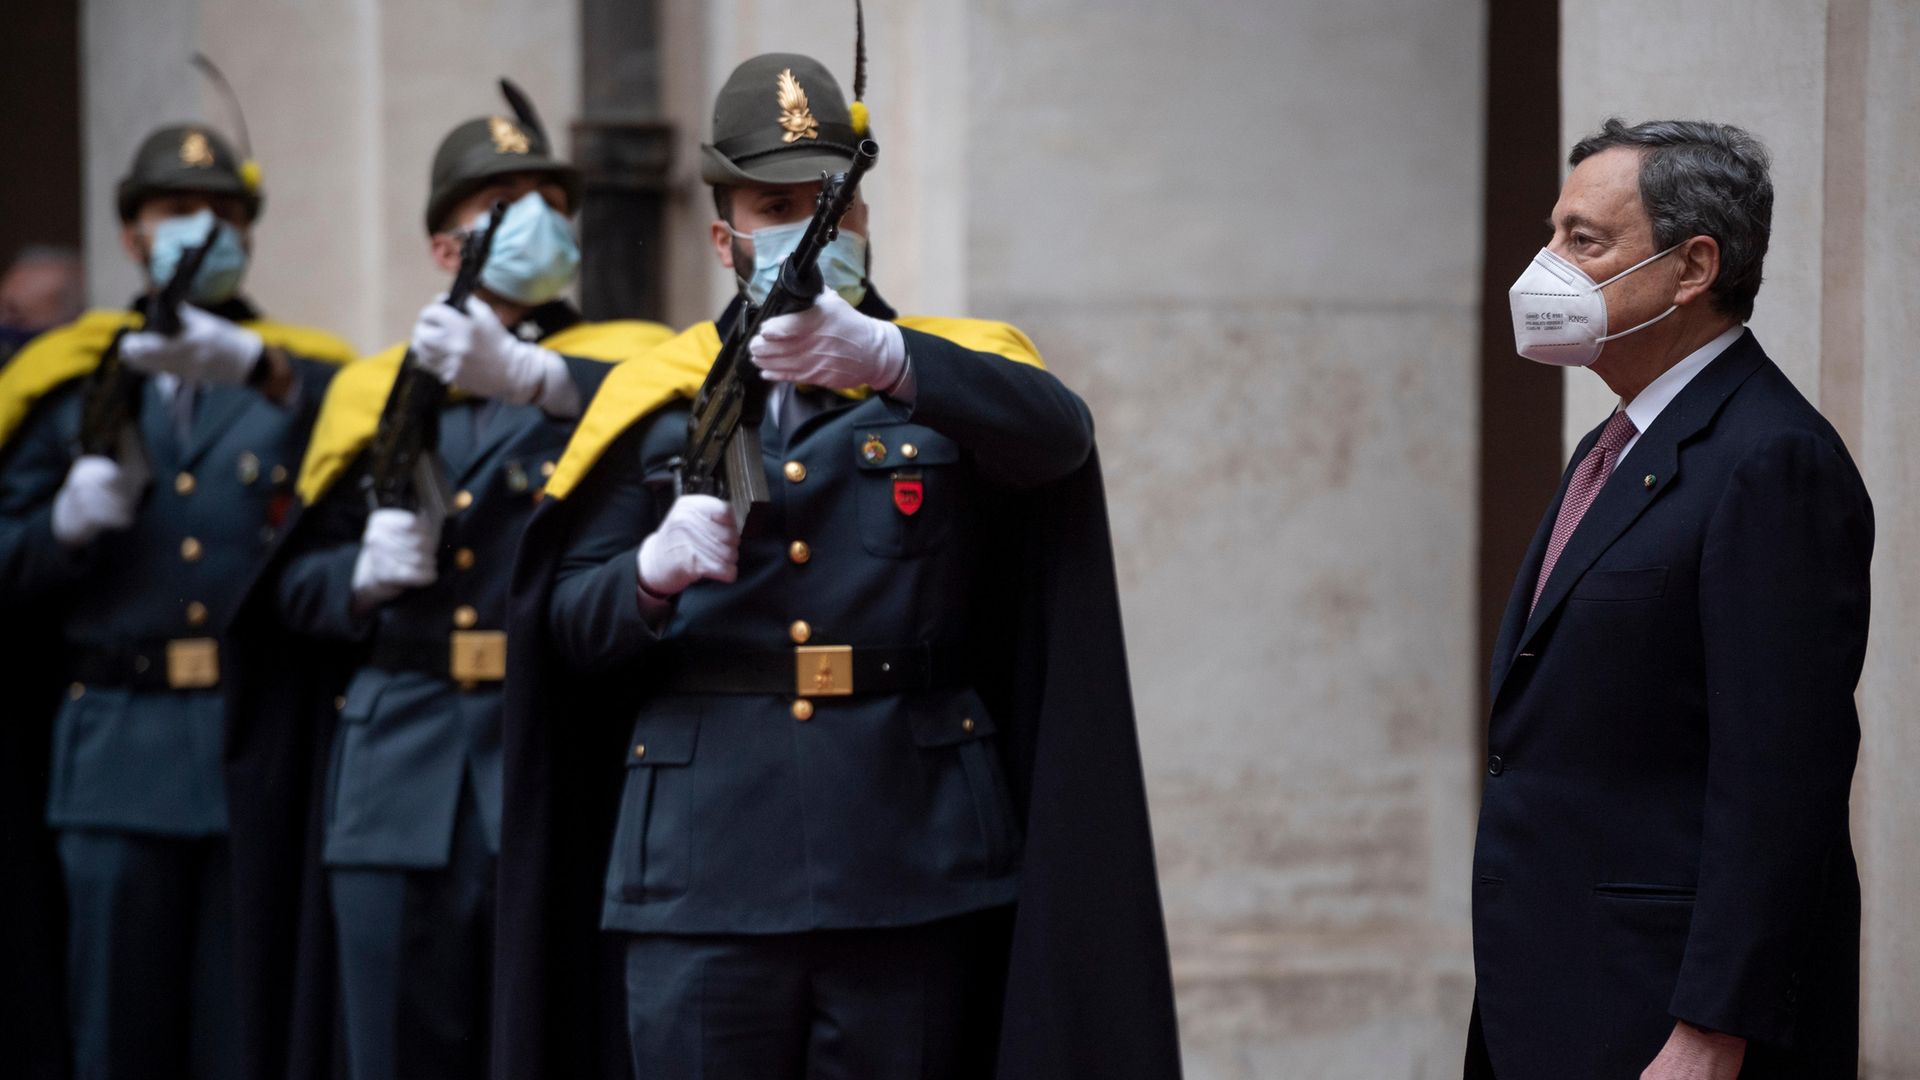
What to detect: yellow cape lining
<box><xmin>293</xmin><ymin>319</ymin><xmax>676</xmax><ymax>505</ymax></box>
<box><xmin>0</xmin><ymin>309</ymin><xmax>356</xmax><ymax>452</ymax></box>
<box><xmin>542</xmin><ymin>315</ymin><xmax>1045</xmax><ymax>502</ymax></box>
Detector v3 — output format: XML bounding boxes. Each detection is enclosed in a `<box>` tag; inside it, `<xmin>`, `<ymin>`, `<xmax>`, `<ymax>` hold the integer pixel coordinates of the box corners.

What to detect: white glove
<box><xmin>350</xmin><ymin>508</ymin><xmax>440</xmax><ymax>612</ymax></box>
<box><xmin>636</xmin><ymin>495</ymin><xmax>738</xmax><ymax>598</ymax></box>
<box><xmin>51</xmin><ymin>456</ymin><xmax>141</xmax><ymax>548</ymax></box>
<box><xmin>410</xmin><ymin>297</ymin><xmax>579</xmax><ymax>416</ymax></box>
<box><xmin>749</xmin><ymin>288</ymin><xmax>909</xmax><ymax>395</ymax></box>
<box><xmin>120</xmin><ymin>305</ymin><xmax>264</xmax><ymax>385</ymax></box>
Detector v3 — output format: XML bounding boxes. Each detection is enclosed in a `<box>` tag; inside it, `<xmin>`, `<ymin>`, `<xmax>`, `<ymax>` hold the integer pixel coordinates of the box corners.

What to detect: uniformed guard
<box><xmin>250</xmin><ymin>81</ymin><xmax>678</xmax><ymax>1080</ymax></box>
<box><xmin>494</xmin><ymin>28</ymin><xmax>1183</xmax><ymax>1080</ymax></box>
<box><xmin>0</xmin><ymin>114</ymin><xmax>355</xmax><ymax>1080</ymax></box>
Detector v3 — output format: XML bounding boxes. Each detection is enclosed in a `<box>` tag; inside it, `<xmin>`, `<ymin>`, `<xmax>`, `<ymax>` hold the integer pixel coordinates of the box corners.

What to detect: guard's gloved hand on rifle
<box><xmin>749</xmin><ymin>288</ymin><xmax>914</xmax><ymax>400</ymax></box>
<box><xmin>51</xmin><ymin>455</ymin><xmax>141</xmax><ymax>548</ymax></box>
<box><xmin>636</xmin><ymin>495</ymin><xmax>738</xmax><ymax>601</ymax></box>
<box><xmin>351</xmin><ymin>507</ymin><xmax>440</xmax><ymax>614</ymax></box>
<box><xmin>120</xmin><ymin>305</ymin><xmax>265</xmax><ymax>385</ymax></box>
<box><xmin>410</xmin><ymin>296</ymin><xmax>581</xmax><ymax>418</ymax></box>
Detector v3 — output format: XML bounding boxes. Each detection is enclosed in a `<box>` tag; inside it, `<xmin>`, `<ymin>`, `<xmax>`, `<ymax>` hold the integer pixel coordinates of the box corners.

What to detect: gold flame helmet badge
<box><xmin>489</xmin><ymin>116</ymin><xmax>530</xmax><ymax>155</ymax></box>
<box><xmin>776</xmin><ymin>69</ymin><xmax>819</xmax><ymax>143</ymax></box>
<box><xmin>179</xmin><ymin>130</ymin><xmax>216</xmax><ymax>168</ymax></box>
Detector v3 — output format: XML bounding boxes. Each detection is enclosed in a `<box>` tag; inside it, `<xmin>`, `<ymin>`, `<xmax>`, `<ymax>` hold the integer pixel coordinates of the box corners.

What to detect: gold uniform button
<box><xmin>270</xmin><ymin>464</ymin><xmax>289</xmax><ymax>485</ymax></box>
<box><xmin>901</xmin><ymin>443</ymin><xmax>919</xmax><ymax>460</ymax></box>
<box><xmin>454</xmin><ymin>548</ymin><xmax>477</xmax><ymax>570</ymax></box>
<box><xmin>784</xmin><ymin>461</ymin><xmax>807</xmax><ymax>483</ymax></box>
<box><xmin>789</xmin><ymin>620</ymin><xmax>812</xmax><ymax>644</ymax></box>
<box><xmin>453</xmin><ymin>605</ymin><xmax>479</xmax><ymax>629</ymax></box>
<box><xmin>788</xmin><ymin>541</ymin><xmax>811</xmax><ymax>565</ymax></box>
<box><xmin>334</xmin><ymin>695</ymin><xmax>347</xmax><ymax>712</ymax></box>
<box><xmin>452</xmin><ymin>489</ymin><xmax>474</xmax><ymax>512</ymax></box>
<box><xmin>962</xmin><ymin>717</ymin><xmax>976</xmax><ymax>733</ymax></box>
<box><xmin>174</xmin><ymin>472</ymin><xmax>196</xmax><ymax>495</ymax></box>
<box><xmin>633</xmin><ymin>743</ymin><xmax>647</xmax><ymax>760</ymax></box>
<box><xmin>792</xmin><ymin>699</ymin><xmax>815</xmax><ymax>722</ymax></box>
<box><xmin>186</xmin><ymin>601</ymin><xmax>209</xmax><ymax>627</ymax></box>
<box><xmin>541</xmin><ymin>460</ymin><xmax>557</xmax><ymax>478</ymax></box>
<box><xmin>180</xmin><ymin>536</ymin><xmax>203</xmax><ymax>562</ymax></box>
<box><xmin>69</xmin><ymin>683</ymin><xmax>86</xmax><ymax>701</ymax></box>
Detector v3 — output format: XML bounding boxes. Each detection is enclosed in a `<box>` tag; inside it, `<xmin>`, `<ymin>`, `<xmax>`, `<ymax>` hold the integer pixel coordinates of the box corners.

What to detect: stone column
<box><xmin>967</xmin><ymin>1</ymin><xmax>1487</xmax><ymax>1074</ymax></box>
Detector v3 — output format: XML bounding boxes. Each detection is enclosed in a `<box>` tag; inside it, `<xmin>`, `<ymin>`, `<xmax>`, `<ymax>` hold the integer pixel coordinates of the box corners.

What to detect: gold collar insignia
<box><xmin>777</xmin><ymin>69</ymin><xmax>819</xmax><ymax>143</ymax></box>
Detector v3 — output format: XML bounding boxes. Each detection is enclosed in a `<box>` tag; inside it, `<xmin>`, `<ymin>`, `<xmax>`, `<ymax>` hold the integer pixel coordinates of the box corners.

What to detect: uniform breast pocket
<box><xmin>609</xmin><ymin>706</ymin><xmax>700</xmax><ymax>903</ymax></box>
<box><xmin>1570</xmin><ymin>566</ymin><xmax>1668</xmax><ymax>602</ymax></box>
<box><xmin>854</xmin><ymin>423</ymin><xmax>964</xmax><ymax>558</ymax></box>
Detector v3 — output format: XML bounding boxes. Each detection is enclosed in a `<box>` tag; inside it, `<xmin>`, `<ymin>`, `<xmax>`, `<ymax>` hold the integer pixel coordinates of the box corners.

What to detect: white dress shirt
<box><xmin>1613</xmin><ymin>323</ymin><xmax>1746</xmax><ymax>473</ymax></box>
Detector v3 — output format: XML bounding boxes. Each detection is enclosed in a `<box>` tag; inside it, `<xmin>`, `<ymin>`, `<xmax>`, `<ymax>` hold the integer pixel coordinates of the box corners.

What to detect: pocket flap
<box><xmin>338</xmin><ymin>672</ymin><xmax>388</xmax><ymax>725</ymax></box>
<box><xmin>1570</xmin><ymin>567</ymin><xmax>1668</xmax><ymax>602</ymax></box>
<box><xmin>854</xmin><ymin>423</ymin><xmax>961</xmax><ymax>470</ymax></box>
<box><xmin>909</xmin><ymin>689</ymin><xmax>998</xmax><ymax>748</ymax></box>
<box><xmin>627</xmin><ymin>708</ymin><xmax>700</xmax><ymax>766</ymax></box>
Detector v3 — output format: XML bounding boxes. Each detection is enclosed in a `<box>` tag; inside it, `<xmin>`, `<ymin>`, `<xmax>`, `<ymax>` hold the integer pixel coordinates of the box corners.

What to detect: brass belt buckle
<box><xmin>166</xmin><ymin>638</ymin><xmax>220</xmax><ymax>689</ymax></box>
<box><xmin>450</xmin><ymin>630</ymin><xmax>508</xmax><ymax>686</ymax></box>
<box><xmin>795</xmin><ymin>645</ymin><xmax>854</xmax><ymax>697</ymax></box>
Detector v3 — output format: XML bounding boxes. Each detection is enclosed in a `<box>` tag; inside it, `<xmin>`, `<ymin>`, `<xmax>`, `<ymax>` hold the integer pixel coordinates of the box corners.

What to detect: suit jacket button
<box><xmin>174</xmin><ymin>471</ymin><xmax>196</xmax><ymax>495</ymax></box>
<box><xmin>792</xmin><ymin>699</ymin><xmax>814</xmax><ymax>722</ymax></box>
<box><xmin>453</xmin><ymin>605</ymin><xmax>479</xmax><ymax>629</ymax></box>
<box><xmin>783</xmin><ymin>461</ymin><xmax>807</xmax><ymax>483</ymax></box>
<box><xmin>1486</xmin><ymin>754</ymin><xmax>1505</xmax><ymax>776</ymax></box>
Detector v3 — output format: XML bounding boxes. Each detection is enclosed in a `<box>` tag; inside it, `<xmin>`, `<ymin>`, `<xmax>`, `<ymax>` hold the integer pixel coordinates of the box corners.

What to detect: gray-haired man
<box><xmin>1468</xmin><ymin>119</ymin><xmax>1871</xmax><ymax>1080</ymax></box>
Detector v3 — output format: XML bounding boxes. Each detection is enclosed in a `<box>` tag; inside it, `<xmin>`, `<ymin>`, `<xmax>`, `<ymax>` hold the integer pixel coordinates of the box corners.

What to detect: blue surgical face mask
<box><xmin>731</xmin><ymin>220</ymin><xmax>869</xmax><ymax>308</ymax></box>
<box><xmin>476</xmin><ymin>191</ymin><xmax>580</xmax><ymax>306</ymax></box>
<box><xmin>148</xmin><ymin>209</ymin><xmax>249</xmax><ymax>305</ymax></box>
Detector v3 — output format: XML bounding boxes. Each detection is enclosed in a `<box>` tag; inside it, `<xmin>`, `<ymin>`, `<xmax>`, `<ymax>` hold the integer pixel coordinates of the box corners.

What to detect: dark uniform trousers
<box><xmin>1</xmin><ymin>358</ymin><xmax>335</xmax><ymax>1080</ymax></box>
<box><xmin>546</xmin><ymin>326</ymin><xmax>1096</xmax><ymax>1078</ymax></box>
<box><xmin>624</xmin><ymin>908</ymin><xmax>1010</xmax><ymax>1080</ymax></box>
<box><xmin>277</xmin><ymin>389</ymin><xmax>595</xmax><ymax>1080</ymax></box>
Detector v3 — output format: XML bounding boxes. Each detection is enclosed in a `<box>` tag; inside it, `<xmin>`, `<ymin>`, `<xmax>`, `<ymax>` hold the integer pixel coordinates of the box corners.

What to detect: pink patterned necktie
<box><xmin>1531</xmin><ymin>410</ymin><xmax>1638</xmax><ymax>612</ymax></box>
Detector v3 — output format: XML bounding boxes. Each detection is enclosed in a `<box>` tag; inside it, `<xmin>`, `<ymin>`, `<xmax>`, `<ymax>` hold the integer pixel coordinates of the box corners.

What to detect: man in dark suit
<box><xmin>1469</xmin><ymin>118</ymin><xmax>1873</xmax><ymax>1080</ymax></box>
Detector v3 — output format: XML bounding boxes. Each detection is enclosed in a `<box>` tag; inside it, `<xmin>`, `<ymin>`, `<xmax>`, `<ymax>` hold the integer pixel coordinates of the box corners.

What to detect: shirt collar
<box><xmin>1621</xmin><ymin>324</ymin><xmax>1745</xmax><ymax>435</ymax></box>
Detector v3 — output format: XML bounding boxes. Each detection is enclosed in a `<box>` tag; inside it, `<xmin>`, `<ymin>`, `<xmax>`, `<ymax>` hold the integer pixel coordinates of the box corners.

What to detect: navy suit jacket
<box><xmin>1471</xmin><ymin>331</ymin><xmax>1871</xmax><ymax>1080</ymax></box>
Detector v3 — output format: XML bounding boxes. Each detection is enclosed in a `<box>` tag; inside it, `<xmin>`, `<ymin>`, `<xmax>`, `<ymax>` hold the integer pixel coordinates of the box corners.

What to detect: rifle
<box><xmin>676</xmin><ymin>138</ymin><xmax>880</xmax><ymax>536</ymax></box>
<box><xmin>360</xmin><ymin>200</ymin><xmax>507</xmax><ymax>516</ymax></box>
<box><xmin>75</xmin><ymin>222</ymin><xmax>221</xmax><ymax>482</ymax></box>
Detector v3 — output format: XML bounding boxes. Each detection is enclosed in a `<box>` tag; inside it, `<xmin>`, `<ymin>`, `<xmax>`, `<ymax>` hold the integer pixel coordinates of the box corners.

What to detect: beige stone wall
<box><xmin>964</xmin><ymin>3</ymin><xmax>1487</xmax><ymax>1076</ymax></box>
<box><xmin>83</xmin><ymin>0</ymin><xmax>580</xmax><ymax>353</ymax></box>
<box><xmin>1560</xmin><ymin>2</ymin><xmax>1920</xmax><ymax>1074</ymax></box>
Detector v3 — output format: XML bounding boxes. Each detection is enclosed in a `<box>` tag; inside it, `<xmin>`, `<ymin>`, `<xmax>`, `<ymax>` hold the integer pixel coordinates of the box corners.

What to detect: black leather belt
<box><xmin>369</xmin><ymin>630</ymin><xmax>508</xmax><ymax>684</ymax></box>
<box><xmin>655</xmin><ymin>644</ymin><xmax>968</xmax><ymax>697</ymax></box>
<box><xmin>67</xmin><ymin>638</ymin><xmax>221</xmax><ymax>691</ymax></box>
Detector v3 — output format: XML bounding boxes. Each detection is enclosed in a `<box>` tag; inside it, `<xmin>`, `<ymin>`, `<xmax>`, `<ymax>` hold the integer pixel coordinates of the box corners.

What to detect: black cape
<box><xmin>493</xmin><ymin>444</ymin><xmax>1184</xmax><ymax>1080</ymax></box>
<box><xmin>223</xmin><ymin>492</ymin><xmax>361</xmax><ymax>1080</ymax></box>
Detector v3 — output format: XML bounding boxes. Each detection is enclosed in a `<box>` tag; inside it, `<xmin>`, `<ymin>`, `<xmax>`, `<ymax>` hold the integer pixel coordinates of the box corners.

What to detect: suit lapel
<box><xmin>1487</xmin><ymin>468</ymin><xmax>1572</xmax><ymax>699</ymax></box>
<box><xmin>1495</xmin><ymin>332</ymin><xmax>1769</xmax><ymax>691</ymax></box>
<box><xmin>453</xmin><ymin>401</ymin><xmax>538</xmax><ymax>490</ymax></box>
<box><xmin>139</xmin><ymin>379</ymin><xmax>183</xmax><ymax>476</ymax></box>
<box><xmin>177</xmin><ymin>384</ymin><xmax>251</xmax><ymax>469</ymax></box>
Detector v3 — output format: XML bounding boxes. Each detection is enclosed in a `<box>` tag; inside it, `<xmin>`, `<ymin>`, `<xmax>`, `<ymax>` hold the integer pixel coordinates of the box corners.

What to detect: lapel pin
<box><xmin>1643</xmin><ymin>474</ymin><xmax>1657</xmax><ymax>489</ymax></box>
